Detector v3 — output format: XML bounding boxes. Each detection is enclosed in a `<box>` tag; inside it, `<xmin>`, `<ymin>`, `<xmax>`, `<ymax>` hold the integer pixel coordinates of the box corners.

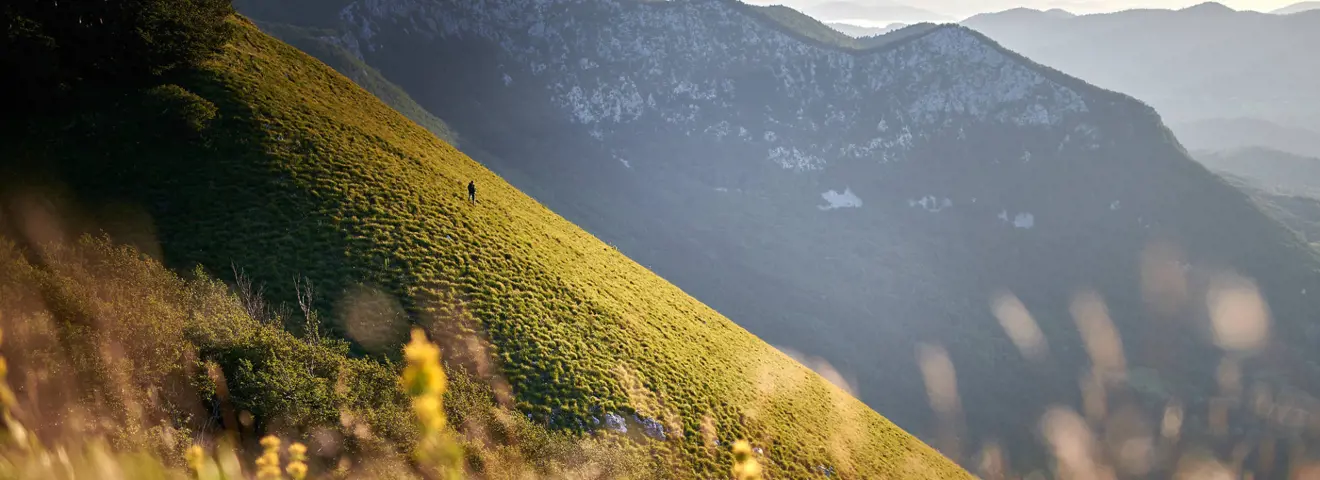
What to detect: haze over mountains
<box><xmin>239</xmin><ymin>0</ymin><xmax>1320</xmax><ymax>473</ymax></box>
<box><xmin>741</xmin><ymin>0</ymin><xmax>952</xmax><ymax>25</ymax></box>
<box><xmin>744</xmin><ymin>0</ymin><xmax>1301</xmax><ymax>21</ymax></box>
<box><xmin>1192</xmin><ymin>146</ymin><xmax>1320</xmax><ymax>251</ymax></box>
<box><xmin>1195</xmin><ymin>147</ymin><xmax>1320</xmax><ymax>199</ymax></box>
<box><xmin>962</xmin><ymin>2</ymin><xmax>1320</xmax><ymax>157</ymax></box>
<box><xmin>1272</xmin><ymin>1</ymin><xmax>1320</xmax><ymax>14</ymax></box>
<box><xmin>826</xmin><ymin>21</ymin><xmax>908</xmax><ymax>37</ymax></box>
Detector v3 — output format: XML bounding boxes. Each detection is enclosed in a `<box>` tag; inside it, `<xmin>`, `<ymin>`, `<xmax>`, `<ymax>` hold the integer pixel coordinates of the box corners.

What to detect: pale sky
<box><xmin>745</xmin><ymin>0</ymin><xmax>1301</xmax><ymax>19</ymax></box>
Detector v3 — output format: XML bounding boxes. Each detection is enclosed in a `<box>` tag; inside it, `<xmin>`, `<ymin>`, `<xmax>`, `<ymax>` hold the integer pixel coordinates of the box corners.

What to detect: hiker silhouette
<box><xmin>468</xmin><ymin>181</ymin><xmax>476</xmax><ymax>204</ymax></box>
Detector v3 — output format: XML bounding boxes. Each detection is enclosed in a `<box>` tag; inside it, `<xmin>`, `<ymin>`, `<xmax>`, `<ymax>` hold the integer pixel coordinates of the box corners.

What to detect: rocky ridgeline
<box><xmin>335</xmin><ymin>0</ymin><xmax>1098</xmax><ymax>172</ymax></box>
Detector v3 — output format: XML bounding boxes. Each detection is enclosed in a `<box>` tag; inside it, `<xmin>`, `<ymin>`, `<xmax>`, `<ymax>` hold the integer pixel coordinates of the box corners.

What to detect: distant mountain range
<box><xmin>1273</xmin><ymin>1</ymin><xmax>1320</xmax><ymax>14</ymax></box>
<box><xmin>963</xmin><ymin>6</ymin><xmax>1075</xmax><ymax>22</ymax></box>
<box><xmin>746</xmin><ymin>0</ymin><xmax>952</xmax><ymax>24</ymax></box>
<box><xmin>801</xmin><ymin>1</ymin><xmax>952</xmax><ymax>23</ymax></box>
<box><xmin>826</xmin><ymin>21</ymin><xmax>907</xmax><ymax>37</ymax></box>
<box><xmin>746</xmin><ymin>5</ymin><xmax>938</xmax><ymax>48</ymax></box>
<box><xmin>1175</xmin><ymin>117</ymin><xmax>1320</xmax><ymax>159</ymax></box>
<box><xmin>1193</xmin><ymin>147</ymin><xmax>1320</xmax><ymax>249</ymax></box>
<box><xmin>1196</xmin><ymin>146</ymin><xmax>1320</xmax><ymax>198</ymax></box>
<box><xmin>962</xmin><ymin>2</ymin><xmax>1320</xmax><ymax>156</ymax></box>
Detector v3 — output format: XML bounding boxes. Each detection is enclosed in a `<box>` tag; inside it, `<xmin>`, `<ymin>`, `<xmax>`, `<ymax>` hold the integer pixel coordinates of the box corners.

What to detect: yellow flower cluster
<box><xmin>400</xmin><ymin>327</ymin><xmax>463</xmax><ymax>478</ymax></box>
<box><xmin>182</xmin><ymin>436</ymin><xmax>305</xmax><ymax>480</ymax></box>
<box><xmin>402</xmin><ymin>327</ymin><xmax>448</xmax><ymax>432</ymax></box>
<box><xmin>0</xmin><ymin>326</ymin><xmax>31</xmax><ymax>453</ymax></box>
<box><xmin>185</xmin><ymin>445</ymin><xmax>206</xmax><ymax>475</ymax></box>
<box><xmin>0</xmin><ymin>327</ymin><xmax>19</xmax><ymax>449</ymax></box>
<box><xmin>0</xmin><ymin>328</ymin><xmax>15</xmax><ymax>419</ymax></box>
<box><xmin>731</xmin><ymin>440</ymin><xmax>763</xmax><ymax>480</ymax></box>
<box><xmin>286</xmin><ymin>442</ymin><xmax>309</xmax><ymax>480</ymax></box>
<box><xmin>256</xmin><ymin>435</ymin><xmax>283</xmax><ymax>479</ymax></box>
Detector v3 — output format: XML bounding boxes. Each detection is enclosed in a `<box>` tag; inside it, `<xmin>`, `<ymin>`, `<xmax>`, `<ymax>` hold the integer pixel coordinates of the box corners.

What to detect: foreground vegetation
<box><xmin>0</xmin><ymin>236</ymin><xmax>665</xmax><ymax>479</ymax></box>
<box><xmin>0</xmin><ymin>2</ymin><xmax>967</xmax><ymax>478</ymax></box>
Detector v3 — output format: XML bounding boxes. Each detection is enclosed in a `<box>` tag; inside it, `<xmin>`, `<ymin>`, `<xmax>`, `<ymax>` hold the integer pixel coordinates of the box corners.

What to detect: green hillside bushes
<box><xmin>1</xmin><ymin>0</ymin><xmax>233</xmax><ymax>111</ymax></box>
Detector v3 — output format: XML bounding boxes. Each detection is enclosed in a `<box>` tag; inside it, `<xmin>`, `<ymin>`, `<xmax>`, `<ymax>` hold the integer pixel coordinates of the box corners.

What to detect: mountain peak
<box><xmin>1181</xmin><ymin>1</ymin><xmax>1236</xmax><ymax>13</ymax></box>
<box><xmin>336</xmin><ymin>0</ymin><xmax>1096</xmax><ymax>170</ymax></box>
<box><xmin>963</xmin><ymin>7</ymin><xmax>1075</xmax><ymax>24</ymax></box>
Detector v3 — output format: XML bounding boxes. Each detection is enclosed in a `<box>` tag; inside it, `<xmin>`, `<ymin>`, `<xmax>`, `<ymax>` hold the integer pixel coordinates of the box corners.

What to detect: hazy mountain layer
<box><xmin>963</xmin><ymin>4</ymin><xmax>1320</xmax><ymax>155</ymax></box>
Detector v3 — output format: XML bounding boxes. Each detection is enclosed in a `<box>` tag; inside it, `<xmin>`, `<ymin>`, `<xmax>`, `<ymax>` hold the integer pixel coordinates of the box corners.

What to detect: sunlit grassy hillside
<box><xmin>0</xmin><ymin>236</ymin><xmax>653</xmax><ymax>479</ymax></box>
<box><xmin>0</xmin><ymin>16</ymin><xmax>968</xmax><ymax>479</ymax></box>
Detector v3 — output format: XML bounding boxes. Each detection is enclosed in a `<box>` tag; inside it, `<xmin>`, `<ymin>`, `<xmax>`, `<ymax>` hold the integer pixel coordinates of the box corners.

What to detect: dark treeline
<box><xmin>1</xmin><ymin>0</ymin><xmax>234</xmax><ymax>113</ymax></box>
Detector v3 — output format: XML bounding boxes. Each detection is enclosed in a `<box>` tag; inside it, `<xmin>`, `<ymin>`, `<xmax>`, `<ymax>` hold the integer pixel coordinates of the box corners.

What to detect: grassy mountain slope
<box><xmin>1</xmin><ymin>17</ymin><xmax>967</xmax><ymax>479</ymax></box>
<box><xmin>252</xmin><ymin>20</ymin><xmax>459</xmax><ymax>146</ymax></box>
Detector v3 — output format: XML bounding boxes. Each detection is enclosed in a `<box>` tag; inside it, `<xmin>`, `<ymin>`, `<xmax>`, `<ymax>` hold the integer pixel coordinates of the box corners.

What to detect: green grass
<box><xmin>251</xmin><ymin>20</ymin><xmax>460</xmax><ymax>146</ymax></box>
<box><xmin>0</xmin><ymin>235</ymin><xmax>656</xmax><ymax>478</ymax></box>
<box><xmin>1</xmin><ymin>17</ymin><xmax>969</xmax><ymax>478</ymax></box>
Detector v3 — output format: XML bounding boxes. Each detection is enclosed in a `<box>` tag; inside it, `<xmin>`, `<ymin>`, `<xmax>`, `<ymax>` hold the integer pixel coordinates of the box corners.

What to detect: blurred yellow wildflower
<box><xmin>185</xmin><ymin>445</ymin><xmax>206</xmax><ymax>474</ymax></box>
<box><xmin>0</xmin><ymin>328</ymin><xmax>14</xmax><ymax>411</ymax></box>
<box><xmin>256</xmin><ymin>435</ymin><xmax>284</xmax><ymax>479</ymax></box>
<box><xmin>287</xmin><ymin>442</ymin><xmax>309</xmax><ymax>480</ymax></box>
<box><xmin>401</xmin><ymin>327</ymin><xmax>463</xmax><ymax>479</ymax></box>
<box><xmin>732</xmin><ymin>440</ymin><xmax>763</xmax><ymax>480</ymax></box>
<box><xmin>0</xmin><ymin>327</ymin><xmax>26</xmax><ymax>451</ymax></box>
<box><xmin>402</xmin><ymin>328</ymin><xmax>448</xmax><ymax>401</ymax></box>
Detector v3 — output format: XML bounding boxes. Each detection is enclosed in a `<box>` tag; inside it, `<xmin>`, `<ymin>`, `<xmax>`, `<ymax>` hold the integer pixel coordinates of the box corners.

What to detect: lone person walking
<box><xmin>468</xmin><ymin>180</ymin><xmax>477</xmax><ymax>204</ymax></box>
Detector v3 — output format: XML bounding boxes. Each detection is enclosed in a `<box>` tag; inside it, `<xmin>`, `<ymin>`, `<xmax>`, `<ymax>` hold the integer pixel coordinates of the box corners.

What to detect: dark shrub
<box><xmin>1</xmin><ymin>0</ymin><xmax>234</xmax><ymax>112</ymax></box>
